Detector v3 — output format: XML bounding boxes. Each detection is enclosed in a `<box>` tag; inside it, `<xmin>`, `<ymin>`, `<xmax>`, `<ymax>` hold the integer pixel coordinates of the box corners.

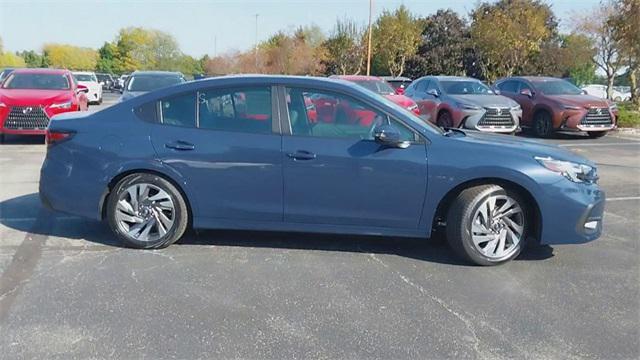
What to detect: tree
<box><xmin>322</xmin><ymin>18</ymin><xmax>366</xmax><ymax>75</ymax></box>
<box><xmin>114</xmin><ymin>27</ymin><xmax>180</xmax><ymax>71</ymax></box>
<box><xmin>16</xmin><ymin>50</ymin><xmax>44</xmax><ymax>68</ymax></box>
<box><xmin>524</xmin><ymin>33</ymin><xmax>596</xmax><ymax>85</ymax></box>
<box><xmin>405</xmin><ymin>9</ymin><xmax>469</xmax><ymax>79</ymax></box>
<box><xmin>573</xmin><ymin>1</ymin><xmax>622</xmax><ymax>99</ymax></box>
<box><xmin>470</xmin><ymin>0</ymin><xmax>557</xmax><ymax>82</ymax></box>
<box><xmin>372</xmin><ymin>5</ymin><xmax>422</xmax><ymax>77</ymax></box>
<box><xmin>0</xmin><ymin>37</ymin><xmax>26</xmax><ymax>67</ymax></box>
<box><xmin>42</xmin><ymin>44</ymin><xmax>97</xmax><ymax>70</ymax></box>
<box><xmin>610</xmin><ymin>0</ymin><xmax>640</xmax><ymax>107</ymax></box>
<box><xmin>96</xmin><ymin>42</ymin><xmax>118</xmax><ymax>73</ymax></box>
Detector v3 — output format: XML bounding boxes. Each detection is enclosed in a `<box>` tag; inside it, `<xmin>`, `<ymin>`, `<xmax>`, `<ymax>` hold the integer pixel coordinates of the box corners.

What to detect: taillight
<box><xmin>45</xmin><ymin>130</ymin><xmax>75</xmax><ymax>146</ymax></box>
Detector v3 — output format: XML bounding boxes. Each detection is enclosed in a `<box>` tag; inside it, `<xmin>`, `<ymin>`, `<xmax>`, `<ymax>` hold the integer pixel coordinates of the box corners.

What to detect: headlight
<box><xmin>535</xmin><ymin>156</ymin><xmax>598</xmax><ymax>183</ymax></box>
<box><xmin>407</xmin><ymin>104</ymin><xmax>418</xmax><ymax>112</ymax></box>
<box><xmin>456</xmin><ymin>102</ymin><xmax>481</xmax><ymax>110</ymax></box>
<box><xmin>511</xmin><ymin>105</ymin><xmax>521</xmax><ymax>111</ymax></box>
<box><xmin>609</xmin><ymin>103</ymin><xmax>618</xmax><ymax>112</ymax></box>
<box><xmin>0</xmin><ymin>102</ymin><xmax>6</xmax><ymax>108</ymax></box>
<box><xmin>49</xmin><ymin>101</ymin><xmax>73</xmax><ymax>109</ymax></box>
<box><xmin>561</xmin><ymin>104</ymin><xmax>582</xmax><ymax>110</ymax></box>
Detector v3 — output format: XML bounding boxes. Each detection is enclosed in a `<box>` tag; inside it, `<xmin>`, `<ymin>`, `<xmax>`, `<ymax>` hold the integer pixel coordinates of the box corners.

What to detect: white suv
<box><xmin>73</xmin><ymin>71</ymin><xmax>103</xmax><ymax>105</ymax></box>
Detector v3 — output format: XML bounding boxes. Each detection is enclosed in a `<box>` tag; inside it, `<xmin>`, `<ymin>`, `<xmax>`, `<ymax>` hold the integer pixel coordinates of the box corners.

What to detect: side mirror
<box><xmin>396</xmin><ymin>87</ymin><xmax>405</xmax><ymax>95</ymax></box>
<box><xmin>77</xmin><ymin>84</ymin><xmax>89</xmax><ymax>94</ymax></box>
<box><xmin>581</xmin><ymin>89</ymin><xmax>588</xmax><ymax>95</ymax></box>
<box><xmin>426</xmin><ymin>88</ymin><xmax>439</xmax><ymax>97</ymax></box>
<box><xmin>493</xmin><ymin>89</ymin><xmax>501</xmax><ymax>95</ymax></box>
<box><xmin>519</xmin><ymin>88</ymin><xmax>533</xmax><ymax>98</ymax></box>
<box><xmin>373</xmin><ymin>124</ymin><xmax>410</xmax><ymax>149</ymax></box>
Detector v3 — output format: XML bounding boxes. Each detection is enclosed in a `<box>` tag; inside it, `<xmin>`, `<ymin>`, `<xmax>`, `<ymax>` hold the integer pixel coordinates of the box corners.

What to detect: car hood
<box><xmin>384</xmin><ymin>94</ymin><xmax>417</xmax><ymax>108</ymax></box>
<box><xmin>452</xmin><ymin>130</ymin><xmax>593</xmax><ymax>166</ymax></box>
<box><xmin>548</xmin><ymin>94</ymin><xmax>609</xmax><ymax>108</ymax></box>
<box><xmin>0</xmin><ymin>89</ymin><xmax>72</xmax><ymax>105</ymax></box>
<box><xmin>448</xmin><ymin>94</ymin><xmax>518</xmax><ymax>108</ymax></box>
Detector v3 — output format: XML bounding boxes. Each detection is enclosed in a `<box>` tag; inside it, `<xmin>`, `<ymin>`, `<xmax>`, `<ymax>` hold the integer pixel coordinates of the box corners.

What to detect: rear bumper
<box><xmin>538</xmin><ymin>179</ymin><xmax>605</xmax><ymax>245</ymax></box>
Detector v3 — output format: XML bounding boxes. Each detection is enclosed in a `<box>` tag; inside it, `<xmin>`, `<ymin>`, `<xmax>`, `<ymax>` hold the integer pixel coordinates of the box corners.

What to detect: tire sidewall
<box><xmin>107</xmin><ymin>173</ymin><xmax>187</xmax><ymax>249</ymax></box>
<box><xmin>533</xmin><ymin>112</ymin><xmax>553</xmax><ymax>138</ymax></box>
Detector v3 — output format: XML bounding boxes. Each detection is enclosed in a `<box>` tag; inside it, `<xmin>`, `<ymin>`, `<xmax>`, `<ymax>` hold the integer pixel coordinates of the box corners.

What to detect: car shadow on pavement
<box><xmin>0</xmin><ymin>193</ymin><xmax>554</xmax><ymax>266</ymax></box>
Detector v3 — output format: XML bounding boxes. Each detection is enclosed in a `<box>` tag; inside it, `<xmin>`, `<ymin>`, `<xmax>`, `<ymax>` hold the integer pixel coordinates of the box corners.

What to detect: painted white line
<box><xmin>559</xmin><ymin>142</ymin><xmax>640</xmax><ymax>147</ymax></box>
<box><xmin>607</xmin><ymin>196</ymin><xmax>640</xmax><ymax>202</ymax></box>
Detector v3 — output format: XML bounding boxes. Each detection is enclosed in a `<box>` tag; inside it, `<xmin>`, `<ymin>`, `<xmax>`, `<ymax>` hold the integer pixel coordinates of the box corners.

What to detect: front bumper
<box><xmin>538</xmin><ymin>179</ymin><xmax>605</xmax><ymax>245</ymax></box>
<box><xmin>559</xmin><ymin>108</ymin><xmax>617</xmax><ymax>132</ymax></box>
<box><xmin>459</xmin><ymin>107</ymin><xmax>521</xmax><ymax>133</ymax></box>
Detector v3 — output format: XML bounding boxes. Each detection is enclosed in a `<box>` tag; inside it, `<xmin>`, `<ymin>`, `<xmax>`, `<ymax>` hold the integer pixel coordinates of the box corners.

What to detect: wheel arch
<box><xmin>431</xmin><ymin>177</ymin><xmax>542</xmax><ymax>244</ymax></box>
<box><xmin>99</xmin><ymin>168</ymin><xmax>194</xmax><ymax>227</ymax></box>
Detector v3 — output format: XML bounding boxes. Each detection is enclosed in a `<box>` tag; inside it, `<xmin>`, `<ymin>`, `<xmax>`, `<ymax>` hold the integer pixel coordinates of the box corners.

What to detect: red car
<box><xmin>0</xmin><ymin>68</ymin><xmax>89</xmax><ymax>142</ymax></box>
<box><xmin>331</xmin><ymin>75</ymin><xmax>420</xmax><ymax>116</ymax></box>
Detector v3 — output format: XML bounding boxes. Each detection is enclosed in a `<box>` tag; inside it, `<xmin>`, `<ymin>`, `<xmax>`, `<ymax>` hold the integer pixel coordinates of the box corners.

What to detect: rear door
<box><xmin>280</xmin><ymin>86</ymin><xmax>427</xmax><ymax>229</ymax></box>
<box><xmin>149</xmin><ymin>86</ymin><xmax>283</xmax><ymax>222</ymax></box>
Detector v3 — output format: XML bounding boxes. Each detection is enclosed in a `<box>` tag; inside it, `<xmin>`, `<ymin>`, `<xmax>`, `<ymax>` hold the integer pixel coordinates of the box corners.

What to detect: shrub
<box><xmin>617</xmin><ymin>102</ymin><xmax>640</xmax><ymax>128</ymax></box>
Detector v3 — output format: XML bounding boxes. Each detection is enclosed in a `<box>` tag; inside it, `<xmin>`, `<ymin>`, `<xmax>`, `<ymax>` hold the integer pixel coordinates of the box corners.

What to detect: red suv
<box><xmin>0</xmin><ymin>68</ymin><xmax>89</xmax><ymax>142</ymax></box>
<box><xmin>331</xmin><ymin>75</ymin><xmax>420</xmax><ymax>115</ymax></box>
<box><xmin>494</xmin><ymin>77</ymin><xmax>617</xmax><ymax>138</ymax></box>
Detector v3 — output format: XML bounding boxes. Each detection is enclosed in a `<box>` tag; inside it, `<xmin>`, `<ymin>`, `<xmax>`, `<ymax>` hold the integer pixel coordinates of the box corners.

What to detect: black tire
<box><xmin>588</xmin><ymin>131</ymin><xmax>608</xmax><ymax>138</ymax></box>
<box><xmin>0</xmin><ymin>133</ymin><xmax>4</xmax><ymax>144</ymax></box>
<box><xmin>98</xmin><ymin>97</ymin><xmax>103</xmax><ymax>105</ymax></box>
<box><xmin>532</xmin><ymin>111</ymin><xmax>554</xmax><ymax>138</ymax></box>
<box><xmin>437</xmin><ymin>111</ymin><xmax>453</xmax><ymax>128</ymax></box>
<box><xmin>107</xmin><ymin>173</ymin><xmax>189</xmax><ymax>249</ymax></box>
<box><xmin>446</xmin><ymin>185</ymin><xmax>528</xmax><ymax>266</ymax></box>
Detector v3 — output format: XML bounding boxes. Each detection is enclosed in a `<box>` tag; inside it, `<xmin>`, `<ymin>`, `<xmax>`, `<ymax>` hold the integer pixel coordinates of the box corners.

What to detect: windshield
<box><xmin>74</xmin><ymin>74</ymin><xmax>97</xmax><ymax>82</ymax></box>
<box><xmin>2</xmin><ymin>73</ymin><xmax>70</xmax><ymax>90</ymax></box>
<box><xmin>367</xmin><ymin>88</ymin><xmax>444</xmax><ymax>135</ymax></box>
<box><xmin>127</xmin><ymin>75</ymin><xmax>184</xmax><ymax>92</ymax></box>
<box><xmin>440</xmin><ymin>80</ymin><xmax>493</xmax><ymax>95</ymax></box>
<box><xmin>353</xmin><ymin>80</ymin><xmax>396</xmax><ymax>95</ymax></box>
<box><xmin>535</xmin><ymin>80</ymin><xmax>583</xmax><ymax>95</ymax></box>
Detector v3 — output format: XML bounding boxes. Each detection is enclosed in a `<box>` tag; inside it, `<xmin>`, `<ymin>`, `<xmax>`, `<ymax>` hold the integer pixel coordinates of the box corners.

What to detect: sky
<box><xmin>0</xmin><ymin>0</ymin><xmax>601</xmax><ymax>58</ymax></box>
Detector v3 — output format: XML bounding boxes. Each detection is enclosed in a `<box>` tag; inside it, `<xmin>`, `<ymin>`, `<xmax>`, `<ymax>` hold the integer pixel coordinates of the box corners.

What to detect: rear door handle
<box><xmin>165</xmin><ymin>141</ymin><xmax>195</xmax><ymax>151</ymax></box>
<box><xmin>287</xmin><ymin>150</ymin><xmax>316</xmax><ymax>160</ymax></box>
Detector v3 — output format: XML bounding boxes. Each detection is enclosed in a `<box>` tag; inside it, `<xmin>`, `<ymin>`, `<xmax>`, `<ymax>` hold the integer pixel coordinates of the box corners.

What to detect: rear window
<box><xmin>353</xmin><ymin>80</ymin><xmax>395</xmax><ymax>95</ymax></box>
<box><xmin>127</xmin><ymin>75</ymin><xmax>184</xmax><ymax>92</ymax></box>
<box><xmin>75</xmin><ymin>74</ymin><xmax>97</xmax><ymax>82</ymax></box>
<box><xmin>2</xmin><ymin>73</ymin><xmax>70</xmax><ymax>90</ymax></box>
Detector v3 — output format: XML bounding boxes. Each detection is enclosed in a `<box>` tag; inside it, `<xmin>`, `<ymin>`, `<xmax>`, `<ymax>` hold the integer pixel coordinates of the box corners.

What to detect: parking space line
<box><xmin>559</xmin><ymin>142</ymin><xmax>640</xmax><ymax>147</ymax></box>
<box><xmin>606</xmin><ymin>196</ymin><xmax>640</xmax><ymax>202</ymax></box>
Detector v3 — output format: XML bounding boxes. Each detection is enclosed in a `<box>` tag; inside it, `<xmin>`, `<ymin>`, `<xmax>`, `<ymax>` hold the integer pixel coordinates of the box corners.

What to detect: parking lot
<box><xmin>0</xmin><ymin>91</ymin><xmax>638</xmax><ymax>359</ymax></box>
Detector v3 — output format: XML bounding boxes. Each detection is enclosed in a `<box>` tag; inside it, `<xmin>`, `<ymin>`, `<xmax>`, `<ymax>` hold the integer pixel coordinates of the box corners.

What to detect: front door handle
<box><xmin>287</xmin><ymin>150</ymin><xmax>316</xmax><ymax>160</ymax></box>
<box><xmin>165</xmin><ymin>141</ymin><xmax>195</xmax><ymax>151</ymax></box>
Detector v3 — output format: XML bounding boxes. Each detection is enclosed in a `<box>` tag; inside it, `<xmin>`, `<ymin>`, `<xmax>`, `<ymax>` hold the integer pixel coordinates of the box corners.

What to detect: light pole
<box><xmin>254</xmin><ymin>13</ymin><xmax>259</xmax><ymax>72</ymax></box>
<box><xmin>366</xmin><ymin>0</ymin><xmax>373</xmax><ymax>76</ymax></box>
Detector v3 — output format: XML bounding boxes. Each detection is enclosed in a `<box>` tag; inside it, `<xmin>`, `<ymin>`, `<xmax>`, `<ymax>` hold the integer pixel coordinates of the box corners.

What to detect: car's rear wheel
<box><xmin>533</xmin><ymin>111</ymin><xmax>554</xmax><ymax>138</ymax></box>
<box><xmin>437</xmin><ymin>111</ymin><xmax>453</xmax><ymax>128</ymax></box>
<box><xmin>446</xmin><ymin>185</ymin><xmax>528</xmax><ymax>266</ymax></box>
<box><xmin>588</xmin><ymin>131</ymin><xmax>608</xmax><ymax>138</ymax></box>
<box><xmin>107</xmin><ymin>173</ymin><xmax>189</xmax><ymax>249</ymax></box>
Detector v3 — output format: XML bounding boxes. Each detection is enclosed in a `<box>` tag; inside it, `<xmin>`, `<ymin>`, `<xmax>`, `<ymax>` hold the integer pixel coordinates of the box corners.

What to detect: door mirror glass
<box><xmin>426</xmin><ymin>88</ymin><xmax>439</xmax><ymax>97</ymax></box>
<box><xmin>519</xmin><ymin>88</ymin><xmax>533</xmax><ymax>97</ymax></box>
<box><xmin>373</xmin><ymin>124</ymin><xmax>410</xmax><ymax>148</ymax></box>
<box><xmin>77</xmin><ymin>84</ymin><xmax>89</xmax><ymax>94</ymax></box>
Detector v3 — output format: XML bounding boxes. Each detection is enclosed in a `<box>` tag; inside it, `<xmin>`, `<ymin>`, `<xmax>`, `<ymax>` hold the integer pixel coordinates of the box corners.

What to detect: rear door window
<box><xmin>498</xmin><ymin>81</ymin><xmax>518</xmax><ymax>93</ymax></box>
<box><xmin>159</xmin><ymin>92</ymin><xmax>196</xmax><ymax>127</ymax></box>
<box><xmin>197</xmin><ymin>87</ymin><xmax>272</xmax><ymax>134</ymax></box>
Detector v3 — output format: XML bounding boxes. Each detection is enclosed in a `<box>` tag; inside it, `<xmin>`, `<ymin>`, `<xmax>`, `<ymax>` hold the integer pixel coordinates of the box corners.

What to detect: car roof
<box><xmin>131</xmin><ymin>71</ymin><xmax>184</xmax><ymax>77</ymax></box>
<box><xmin>429</xmin><ymin>76</ymin><xmax>481</xmax><ymax>82</ymax></box>
<box><xmin>11</xmin><ymin>68</ymin><xmax>70</xmax><ymax>75</ymax></box>
<box><xmin>330</xmin><ymin>75</ymin><xmax>382</xmax><ymax>81</ymax></box>
<box><xmin>72</xmin><ymin>71</ymin><xmax>95</xmax><ymax>75</ymax></box>
<box><xmin>503</xmin><ymin>76</ymin><xmax>562</xmax><ymax>83</ymax></box>
<box><xmin>380</xmin><ymin>76</ymin><xmax>412</xmax><ymax>81</ymax></box>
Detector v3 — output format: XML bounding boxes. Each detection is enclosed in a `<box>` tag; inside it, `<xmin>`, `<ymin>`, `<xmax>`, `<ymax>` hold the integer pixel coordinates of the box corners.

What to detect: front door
<box><xmin>281</xmin><ymin>87</ymin><xmax>428</xmax><ymax>229</ymax></box>
<box><xmin>149</xmin><ymin>86</ymin><xmax>283</xmax><ymax>222</ymax></box>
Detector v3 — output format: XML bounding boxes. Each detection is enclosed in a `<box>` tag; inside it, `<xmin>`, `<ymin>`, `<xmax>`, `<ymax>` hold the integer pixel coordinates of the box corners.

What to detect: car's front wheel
<box><xmin>446</xmin><ymin>185</ymin><xmax>528</xmax><ymax>265</ymax></box>
<box><xmin>107</xmin><ymin>173</ymin><xmax>189</xmax><ymax>249</ymax></box>
<box><xmin>533</xmin><ymin>111</ymin><xmax>554</xmax><ymax>138</ymax></box>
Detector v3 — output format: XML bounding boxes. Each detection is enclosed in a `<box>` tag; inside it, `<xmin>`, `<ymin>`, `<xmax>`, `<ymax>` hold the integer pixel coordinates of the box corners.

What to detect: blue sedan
<box><xmin>39</xmin><ymin>76</ymin><xmax>605</xmax><ymax>265</ymax></box>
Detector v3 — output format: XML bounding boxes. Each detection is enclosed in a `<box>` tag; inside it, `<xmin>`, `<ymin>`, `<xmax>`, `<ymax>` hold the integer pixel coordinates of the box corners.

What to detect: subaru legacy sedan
<box><xmin>40</xmin><ymin>76</ymin><xmax>604</xmax><ymax>265</ymax></box>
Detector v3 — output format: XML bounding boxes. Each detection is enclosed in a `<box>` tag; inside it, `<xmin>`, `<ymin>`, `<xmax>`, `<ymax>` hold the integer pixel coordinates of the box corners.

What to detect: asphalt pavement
<box><xmin>0</xmin><ymin>91</ymin><xmax>638</xmax><ymax>359</ymax></box>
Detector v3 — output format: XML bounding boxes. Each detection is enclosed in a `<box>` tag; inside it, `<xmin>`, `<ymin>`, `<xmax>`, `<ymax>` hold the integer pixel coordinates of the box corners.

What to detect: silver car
<box><xmin>405</xmin><ymin>76</ymin><xmax>521</xmax><ymax>133</ymax></box>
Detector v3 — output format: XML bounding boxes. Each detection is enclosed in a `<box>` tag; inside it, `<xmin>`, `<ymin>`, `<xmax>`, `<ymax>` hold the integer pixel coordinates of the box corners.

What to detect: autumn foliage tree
<box><xmin>610</xmin><ymin>0</ymin><xmax>640</xmax><ymax>107</ymax></box>
<box><xmin>470</xmin><ymin>0</ymin><xmax>556</xmax><ymax>82</ymax></box>
<box><xmin>372</xmin><ymin>5</ymin><xmax>422</xmax><ymax>77</ymax></box>
<box><xmin>43</xmin><ymin>44</ymin><xmax>97</xmax><ymax>70</ymax></box>
<box><xmin>322</xmin><ymin>19</ymin><xmax>367</xmax><ymax>75</ymax></box>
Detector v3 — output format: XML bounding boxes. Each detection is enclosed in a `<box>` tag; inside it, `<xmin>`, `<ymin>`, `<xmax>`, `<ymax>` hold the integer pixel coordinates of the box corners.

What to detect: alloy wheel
<box><xmin>470</xmin><ymin>194</ymin><xmax>525</xmax><ymax>261</ymax></box>
<box><xmin>115</xmin><ymin>183</ymin><xmax>175</xmax><ymax>242</ymax></box>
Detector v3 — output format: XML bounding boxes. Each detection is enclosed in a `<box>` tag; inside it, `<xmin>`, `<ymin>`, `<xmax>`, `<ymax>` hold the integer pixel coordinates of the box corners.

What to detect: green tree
<box><xmin>96</xmin><ymin>42</ymin><xmax>118</xmax><ymax>73</ymax></box>
<box><xmin>372</xmin><ymin>5</ymin><xmax>422</xmax><ymax>77</ymax></box>
<box><xmin>16</xmin><ymin>50</ymin><xmax>44</xmax><ymax>68</ymax></box>
<box><xmin>0</xmin><ymin>37</ymin><xmax>26</xmax><ymax>67</ymax></box>
<box><xmin>470</xmin><ymin>0</ymin><xmax>557</xmax><ymax>82</ymax></box>
<box><xmin>405</xmin><ymin>9</ymin><xmax>469</xmax><ymax>79</ymax></box>
<box><xmin>322</xmin><ymin>18</ymin><xmax>366</xmax><ymax>75</ymax></box>
<box><xmin>610</xmin><ymin>0</ymin><xmax>640</xmax><ymax>107</ymax></box>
